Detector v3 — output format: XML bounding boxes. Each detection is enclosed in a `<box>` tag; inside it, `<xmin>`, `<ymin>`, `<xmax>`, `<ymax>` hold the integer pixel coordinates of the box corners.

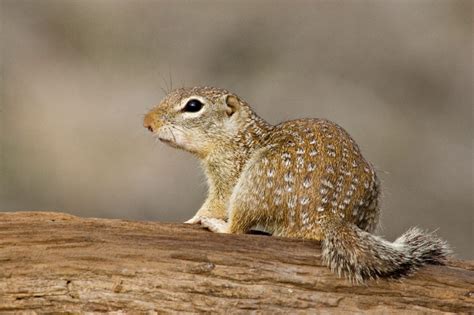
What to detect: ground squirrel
<box><xmin>144</xmin><ymin>86</ymin><xmax>450</xmax><ymax>282</ymax></box>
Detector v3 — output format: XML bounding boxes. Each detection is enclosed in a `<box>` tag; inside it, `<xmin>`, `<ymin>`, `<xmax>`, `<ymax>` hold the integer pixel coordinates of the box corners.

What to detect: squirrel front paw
<box><xmin>200</xmin><ymin>217</ymin><xmax>230</xmax><ymax>233</ymax></box>
<box><xmin>184</xmin><ymin>215</ymin><xmax>203</xmax><ymax>224</ymax></box>
<box><xmin>184</xmin><ymin>211</ymin><xmax>228</xmax><ymax>225</ymax></box>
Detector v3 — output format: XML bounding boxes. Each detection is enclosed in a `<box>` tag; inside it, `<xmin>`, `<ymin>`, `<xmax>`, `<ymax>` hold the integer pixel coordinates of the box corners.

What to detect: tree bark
<box><xmin>0</xmin><ymin>211</ymin><xmax>472</xmax><ymax>313</ymax></box>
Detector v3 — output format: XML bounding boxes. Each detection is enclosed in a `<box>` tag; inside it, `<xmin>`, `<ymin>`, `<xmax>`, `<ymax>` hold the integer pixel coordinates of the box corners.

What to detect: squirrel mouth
<box><xmin>158</xmin><ymin>137</ymin><xmax>172</xmax><ymax>144</ymax></box>
<box><xmin>158</xmin><ymin>137</ymin><xmax>180</xmax><ymax>149</ymax></box>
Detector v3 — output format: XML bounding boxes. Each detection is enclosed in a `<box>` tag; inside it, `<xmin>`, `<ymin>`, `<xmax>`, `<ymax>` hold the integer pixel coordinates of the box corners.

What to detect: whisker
<box><xmin>159</xmin><ymin>73</ymin><xmax>170</xmax><ymax>94</ymax></box>
<box><xmin>159</xmin><ymin>85</ymin><xmax>167</xmax><ymax>95</ymax></box>
<box><xmin>154</xmin><ymin>72</ymin><xmax>167</xmax><ymax>95</ymax></box>
<box><xmin>168</xmin><ymin>70</ymin><xmax>173</xmax><ymax>92</ymax></box>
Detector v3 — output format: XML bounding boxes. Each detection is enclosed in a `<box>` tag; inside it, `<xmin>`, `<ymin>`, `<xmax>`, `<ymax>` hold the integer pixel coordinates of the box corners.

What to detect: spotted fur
<box><xmin>144</xmin><ymin>86</ymin><xmax>451</xmax><ymax>282</ymax></box>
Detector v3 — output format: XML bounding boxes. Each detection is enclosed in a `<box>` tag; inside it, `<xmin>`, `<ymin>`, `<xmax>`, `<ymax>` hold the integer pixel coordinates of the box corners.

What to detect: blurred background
<box><xmin>0</xmin><ymin>0</ymin><xmax>472</xmax><ymax>259</ymax></box>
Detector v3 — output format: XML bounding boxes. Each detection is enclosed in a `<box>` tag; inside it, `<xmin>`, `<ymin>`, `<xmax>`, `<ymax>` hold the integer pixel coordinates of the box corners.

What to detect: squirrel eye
<box><xmin>183</xmin><ymin>99</ymin><xmax>203</xmax><ymax>112</ymax></box>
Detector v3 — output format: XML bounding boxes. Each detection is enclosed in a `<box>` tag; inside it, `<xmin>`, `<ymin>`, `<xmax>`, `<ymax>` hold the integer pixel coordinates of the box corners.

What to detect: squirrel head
<box><xmin>144</xmin><ymin>86</ymin><xmax>246</xmax><ymax>157</ymax></box>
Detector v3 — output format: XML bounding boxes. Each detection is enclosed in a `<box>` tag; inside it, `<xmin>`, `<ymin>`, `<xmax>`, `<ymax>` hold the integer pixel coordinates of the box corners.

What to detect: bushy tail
<box><xmin>320</xmin><ymin>220</ymin><xmax>451</xmax><ymax>282</ymax></box>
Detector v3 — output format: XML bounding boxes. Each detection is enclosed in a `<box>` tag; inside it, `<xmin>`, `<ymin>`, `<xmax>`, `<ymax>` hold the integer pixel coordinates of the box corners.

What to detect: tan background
<box><xmin>0</xmin><ymin>0</ymin><xmax>472</xmax><ymax>259</ymax></box>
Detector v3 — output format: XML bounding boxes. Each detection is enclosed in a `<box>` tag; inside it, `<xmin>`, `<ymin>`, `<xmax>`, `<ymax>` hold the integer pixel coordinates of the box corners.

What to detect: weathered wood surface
<box><xmin>0</xmin><ymin>211</ymin><xmax>472</xmax><ymax>313</ymax></box>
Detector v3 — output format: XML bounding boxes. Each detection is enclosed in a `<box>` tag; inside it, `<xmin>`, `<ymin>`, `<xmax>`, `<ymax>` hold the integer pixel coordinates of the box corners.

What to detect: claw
<box><xmin>184</xmin><ymin>216</ymin><xmax>201</xmax><ymax>224</ymax></box>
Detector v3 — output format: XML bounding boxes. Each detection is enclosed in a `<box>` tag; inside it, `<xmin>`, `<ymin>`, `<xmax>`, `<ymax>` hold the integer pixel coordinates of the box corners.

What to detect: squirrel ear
<box><xmin>224</xmin><ymin>94</ymin><xmax>240</xmax><ymax>117</ymax></box>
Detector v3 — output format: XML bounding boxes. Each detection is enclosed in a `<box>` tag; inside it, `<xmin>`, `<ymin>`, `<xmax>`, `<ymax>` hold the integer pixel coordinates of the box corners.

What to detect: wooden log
<box><xmin>0</xmin><ymin>211</ymin><xmax>472</xmax><ymax>313</ymax></box>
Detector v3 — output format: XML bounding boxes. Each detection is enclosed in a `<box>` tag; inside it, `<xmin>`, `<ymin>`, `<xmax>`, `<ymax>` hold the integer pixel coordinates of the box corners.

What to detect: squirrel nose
<box><xmin>143</xmin><ymin>113</ymin><xmax>156</xmax><ymax>133</ymax></box>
